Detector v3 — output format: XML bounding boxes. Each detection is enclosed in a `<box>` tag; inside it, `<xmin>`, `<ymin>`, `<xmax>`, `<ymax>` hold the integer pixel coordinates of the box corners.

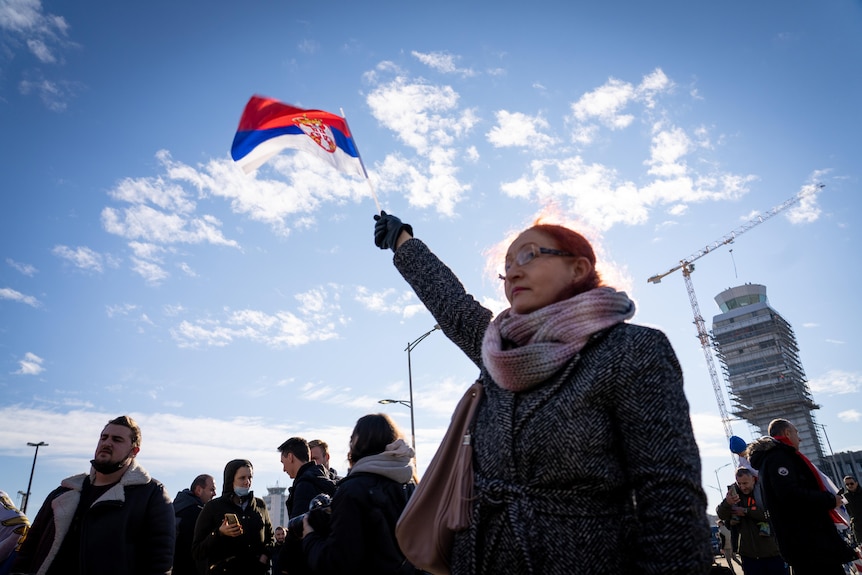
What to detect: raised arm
<box><xmin>374</xmin><ymin>211</ymin><xmax>493</xmax><ymax>368</ymax></box>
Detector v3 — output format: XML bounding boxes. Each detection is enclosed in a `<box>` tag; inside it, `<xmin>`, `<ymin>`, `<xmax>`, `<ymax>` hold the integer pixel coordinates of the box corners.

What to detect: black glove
<box><xmin>373</xmin><ymin>211</ymin><xmax>413</xmax><ymax>252</ymax></box>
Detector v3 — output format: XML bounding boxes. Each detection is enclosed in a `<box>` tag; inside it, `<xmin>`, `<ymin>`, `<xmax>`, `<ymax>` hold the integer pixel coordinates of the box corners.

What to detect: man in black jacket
<box><xmin>843</xmin><ymin>475</ymin><xmax>862</xmax><ymax>546</ymax></box>
<box><xmin>277</xmin><ymin>437</ymin><xmax>336</xmax><ymax>575</ymax></box>
<box><xmin>12</xmin><ymin>415</ymin><xmax>175</xmax><ymax>575</ymax></box>
<box><xmin>748</xmin><ymin>418</ymin><xmax>856</xmax><ymax>575</ymax></box>
<box><xmin>173</xmin><ymin>473</ymin><xmax>216</xmax><ymax>575</ymax></box>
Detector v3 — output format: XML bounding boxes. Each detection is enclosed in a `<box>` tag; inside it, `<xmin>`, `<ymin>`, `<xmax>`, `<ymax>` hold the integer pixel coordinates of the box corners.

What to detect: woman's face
<box><xmin>233</xmin><ymin>465</ymin><xmax>253</xmax><ymax>489</ymax></box>
<box><xmin>503</xmin><ymin>229</ymin><xmax>589</xmax><ymax>315</ymax></box>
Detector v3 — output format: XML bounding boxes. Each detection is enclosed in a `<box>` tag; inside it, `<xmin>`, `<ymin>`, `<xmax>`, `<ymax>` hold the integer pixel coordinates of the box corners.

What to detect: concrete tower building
<box><xmin>711</xmin><ymin>283</ymin><xmax>826</xmax><ymax>468</ymax></box>
<box><xmin>262</xmin><ymin>484</ymin><xmax>288</xmax><ymax>528</ymax></box>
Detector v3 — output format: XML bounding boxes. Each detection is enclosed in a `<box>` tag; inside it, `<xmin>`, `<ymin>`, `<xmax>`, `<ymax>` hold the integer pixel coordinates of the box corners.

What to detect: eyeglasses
<box><xmin>499</xmin><ymin>243</ymin><xmax>574</xmax><ymax>280</ymax></box>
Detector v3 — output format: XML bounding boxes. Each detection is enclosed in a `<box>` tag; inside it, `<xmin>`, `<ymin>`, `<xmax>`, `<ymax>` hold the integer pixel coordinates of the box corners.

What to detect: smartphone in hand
<box><xmin>225</xmin><ymin>513</ymin><xmax>239</xmax><ymax>526</ymax></box>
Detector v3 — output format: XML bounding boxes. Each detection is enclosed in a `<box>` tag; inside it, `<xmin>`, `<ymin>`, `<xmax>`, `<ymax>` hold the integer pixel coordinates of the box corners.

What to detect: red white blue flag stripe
<box><xmin>231</xmin><ymin>96</ymin><xmax>366</xmax><ymax>177</ymax></box>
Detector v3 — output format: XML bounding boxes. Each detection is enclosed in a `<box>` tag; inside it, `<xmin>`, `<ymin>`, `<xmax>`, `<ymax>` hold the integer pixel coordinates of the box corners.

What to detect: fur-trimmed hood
<box><xmin>746</xmin><ymin>436</ymin><xmax>781</xmax><ymax>471</ymax></box>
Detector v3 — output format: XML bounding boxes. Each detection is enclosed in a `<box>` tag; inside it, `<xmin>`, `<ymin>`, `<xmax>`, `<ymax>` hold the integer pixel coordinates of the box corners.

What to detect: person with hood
<box><xmin>371</xmin><ymin>212</ymin><xmax>712</xmax><ymax>574</ymax></box>
<box><xmin>173</xmin><ymin>474</ymin><xmax>216</xmax><ymax>575</ymax></box>
<box><xmin>747</xmin><ymin>418</ymin><xmax>856</xmax><ymax>575</ymax></box>
<box><xmin>301</xmin><ymin>413</ymin><xmax>418</xmax><ymax>574</ymax></box>
<box><xmin>191</xmin><ymin>459</ymin><xmax>273</xmax><ymax>575</ymax></box>
<box><xmin>11</xmin><ymin>415</ymin><xmax>174</xmax><ymax>575</ymax></box>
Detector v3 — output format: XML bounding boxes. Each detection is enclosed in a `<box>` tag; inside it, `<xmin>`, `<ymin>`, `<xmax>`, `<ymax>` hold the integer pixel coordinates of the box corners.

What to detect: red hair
<box><xmin>528</xmin><ymin>224</ymin><xmax>602</xmax><ymax>293</ymax></box>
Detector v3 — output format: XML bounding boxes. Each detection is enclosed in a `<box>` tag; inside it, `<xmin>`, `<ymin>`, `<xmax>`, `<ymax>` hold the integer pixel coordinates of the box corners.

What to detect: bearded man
<box><xmin>12</xmin><ymin>415</ymin><xmax>174</xmax><ymax>575</ymax></box>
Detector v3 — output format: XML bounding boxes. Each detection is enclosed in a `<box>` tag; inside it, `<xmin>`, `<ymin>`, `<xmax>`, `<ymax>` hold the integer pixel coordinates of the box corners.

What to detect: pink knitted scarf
<box><xmin>481</xmin><ymin>287</ymin><xmax>635</xmax><ymax>392</ymax></box>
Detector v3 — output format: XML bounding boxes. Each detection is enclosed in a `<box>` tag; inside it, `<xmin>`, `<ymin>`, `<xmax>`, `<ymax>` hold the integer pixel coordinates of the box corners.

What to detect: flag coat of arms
<box><xmin>231</xmin><ymin>96</ymin><xmax>366</xmax><ymax>177</ymax></box>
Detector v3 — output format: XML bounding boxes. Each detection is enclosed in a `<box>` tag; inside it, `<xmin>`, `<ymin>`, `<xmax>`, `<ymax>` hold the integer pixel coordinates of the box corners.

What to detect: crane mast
<box><xmin>648</xmin><ymin>184</ymin><xmax>820</xmax><ymax>440</ymax></box>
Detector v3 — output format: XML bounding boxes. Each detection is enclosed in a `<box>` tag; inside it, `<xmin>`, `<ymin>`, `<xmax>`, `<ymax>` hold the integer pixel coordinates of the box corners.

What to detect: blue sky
<box><xmin>1</xmin><ymin>0</ymin><xmax>860</xmax><ymax>517</ymax></box>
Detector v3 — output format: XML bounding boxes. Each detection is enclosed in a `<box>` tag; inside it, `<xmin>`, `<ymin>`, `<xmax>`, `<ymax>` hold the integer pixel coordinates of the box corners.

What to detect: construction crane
<box><xmin>647</xmin><ymin>184</ymin><xmax>822</xmax><ymax>441</ymax></box>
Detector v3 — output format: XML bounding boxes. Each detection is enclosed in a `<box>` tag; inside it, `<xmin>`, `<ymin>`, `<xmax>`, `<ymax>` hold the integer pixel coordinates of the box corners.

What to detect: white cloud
<box><xmin>0</xmin><ymin>0</ymin><xmax>65</xmax><ymax>33</ymax></box>
<box><xmin>106</xmin><ymin>303</ymin><xmax>138</xmax><ymax>318</ymax></box>
<box><xmin>568</xmin><ymin>68</ymin><xmax>674</xmax><ymax>145</ymax></box>
<box><xmin>645</xmin><ymin>126</ymin><xmax>691</xmax><ymax>178</ymax></box>
<box><xmin>18</xmin><ymin>75</ymin><xmax>78</xmax><ymax>112</ymax></box>
<box><xmin>52</xmin><ymin>245</ymin><xmax>104</xmax><ymax>272</ymax></box>
<box><xmin>6</xmin><ymin>258</ymin><xmax>37</xmax><ymax>276</ymax></box>
<box><xmin>837</xmin><ymin>410</ymin><xmax>861</xmax><ymax>423</ymax></box>
<box><xmin>2</xmin><ymin>1</ymin><xmax>75</xmax><ymax>109</ymax></box>
<box><xmin>785</xmin><ymin>179</ymin><xmax>824</xmax><ymax>224</ymax></box>
<box><xmin>499</xmin><ymin>95</ymin><xmax>755</xmax><ymax>232</ymax></box>
<box><xmin>170</xmin><ymin>287</ymin><xmax>345</xmax><ymax>349</ymax></box>
<box><xmin>486</xmin><ymin>110</ymin><xmax>558</xmax><ymax>151</ymax></box>
<box><xmin>15</xmin><ymin>351</ymin><xmax>45</xmax><ymax>375</ymax></box>
<box><xmin>689</xmin><ymin>411</ymin><xmax>731</xmax><ymax>458</ymax></box>
<box><xmin>808</xmin><ymin>370</ymin><xmax>861</xmax><ymax>395</ymax></box>
<box><xmin>363</xmin><ymin>72</ymin><xmax>481</xmax><ymax>215</ymax></box>
<box><xmin>571</xmin><ymin>78</ymin><xmax>635</xmax><ymax>129</ymax></box>
<box><xmin>354</xmin><ymin>286</ymin><xmax>417</xmax><ymax>316</ymax></box>
<box><xmin>411</xmin><ymin>51</ymin><xmax>475</xmax><ymax>77</ymax></box>
<box><xmin>366</xmin><ymin>75</ymin><xmax>478</xmax><ymax>154</ymax></box>
<box><xmin>0</xmin><ymin>286</ymin><xmax>40</xmax><ymax>307</ymax></box>
<box><xmin>373</xmin><ymin>152</ymin><xmax>469</xmax><ymax>217</ymax></box>
<box><xmin>298</xmin><ymin>39</ymin><xmax>319</xmax><ymax>54</ymax></box>
<box><xmin>26</xmin><ymin>37</ymin><xmax>55</xmax><ymax>62</ymax></box>
<box><xmin>131</xmin><ymin>257</ymin><xmax>169</xmax><ymax>285</ymax></box>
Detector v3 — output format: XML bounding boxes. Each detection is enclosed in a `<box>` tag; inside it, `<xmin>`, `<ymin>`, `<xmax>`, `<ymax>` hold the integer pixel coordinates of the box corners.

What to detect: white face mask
<box><xmin>234</xmin><ymin>486</ymin><xmax>251</xmax><ymax>497</ymax></box>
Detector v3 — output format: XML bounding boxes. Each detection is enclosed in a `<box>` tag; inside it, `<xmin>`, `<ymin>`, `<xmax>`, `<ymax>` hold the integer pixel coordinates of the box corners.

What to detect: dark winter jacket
<box><xmin>11</xmin><ymin>460</ymin><xmax>174</xmax><ymax>575</ymax></box>
<box><xmin>172</xmin><ymin>489</ymin><xmax>205</xmax><ymax>575</ymax></box>
<box><xmin>281</xmin><ymin>461</ymin><xmax>338</xmax><ymax>575</ymax></box>
<box><xmin>844</xmin><ymin>486</ymin><xmax>862</xmax><ymax>543</ymax></box>
<box><xmin>286</xmin><ymin>461</ymin><xmax>337</xmax><ymax>518</ymax></box>
<box><xmin>716</xmin><ymin>484</ymin><xmax>781</xmax><ymax>559</ymax></box>
<box><xmin>748</xmin><ymin>436</ymin><xmax>856</xmax><ymax>567</ymax></box>
<box><xmin>191</xmin><ymin>493</ymin><xmax>273</xmax><ymax>575</ymax></box>
<box><xmin>392</xmin><ymin>238</ymin><xmax>713</xmax><ymax>575</ymax></box>
<box><xmin>303</xmin><ymin>464</ymin><xmax>417</xmax><ymax>574</ymax></box>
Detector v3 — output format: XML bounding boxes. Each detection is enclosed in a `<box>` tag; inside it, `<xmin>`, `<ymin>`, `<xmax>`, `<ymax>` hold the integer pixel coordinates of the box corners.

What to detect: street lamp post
<box><xmin>714</xmin><ymin>462</ymin><xmax>733</xmax><ymax>496</ymax></box>
<box><xmin>378</xmin><ymin>324</ymin><xmax>440</xmax><ymax>464</ymax></box>
<box><xmin>378</xmin><ymin>399</ymin><xmax>414</xmax><ymax>452</ymax></box>
<box><xmin>23</xmin><ymin>441</ymin><xmax>48</xmax><ymax>514</ymax></box>
<box><xmin>814</xmin><ymin>422</ymin><xmax>841</xmax><ymax>485</ymax></box>
<box><xmin>404</xmin><ymin>324</ymin><xmax>439</xmax><ymax>459</ymax></box>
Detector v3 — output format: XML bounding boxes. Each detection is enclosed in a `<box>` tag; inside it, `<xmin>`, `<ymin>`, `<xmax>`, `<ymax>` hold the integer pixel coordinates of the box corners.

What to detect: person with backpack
<box><xmin>301</xmin><ymin>414</ymin><xmax>419</xmax><ymax>574</ymax></box>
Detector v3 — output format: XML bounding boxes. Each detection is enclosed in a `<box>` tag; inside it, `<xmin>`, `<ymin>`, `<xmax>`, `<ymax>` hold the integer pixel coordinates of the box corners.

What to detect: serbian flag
<box><xmin>231</xmin><ymin>96</ymin><xmax>367</xmax><ymax>178</ymax></box>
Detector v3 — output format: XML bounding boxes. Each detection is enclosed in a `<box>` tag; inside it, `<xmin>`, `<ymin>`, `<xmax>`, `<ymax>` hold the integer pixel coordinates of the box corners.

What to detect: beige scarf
<box><xmin>481</xmin><ymin>287</ymin><xmax>635</xmax><ymax>392</ymax></box>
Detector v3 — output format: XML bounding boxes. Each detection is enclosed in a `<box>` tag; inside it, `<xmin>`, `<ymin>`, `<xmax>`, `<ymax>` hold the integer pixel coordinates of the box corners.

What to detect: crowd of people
<box><xmin>716</xmin><ymin>418</ymin><xmax>860</xmax><ymax>575</ymax></box>
<box><xmin>2</xmin><ymin>214</ymin><xmax>859</xmax><ymax>575</ymax></box>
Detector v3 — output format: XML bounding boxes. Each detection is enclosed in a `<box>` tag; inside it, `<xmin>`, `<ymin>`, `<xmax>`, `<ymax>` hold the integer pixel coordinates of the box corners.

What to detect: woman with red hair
<box><xmin>373</xmin><ymin>212</ymin><xmax>713</xmax><ymax>575</ymax></box>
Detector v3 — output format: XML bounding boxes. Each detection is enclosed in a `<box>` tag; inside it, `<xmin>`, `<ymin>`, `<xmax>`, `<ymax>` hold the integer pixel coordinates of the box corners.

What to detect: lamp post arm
<box><xmin>23</xmin><ymin>441</ymin><xmax>48</xmax><ymax>514</ymax></box>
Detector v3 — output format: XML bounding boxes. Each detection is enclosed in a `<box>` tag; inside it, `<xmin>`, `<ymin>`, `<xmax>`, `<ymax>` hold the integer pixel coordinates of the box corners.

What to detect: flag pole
<box><xmin>341</xmin><ymin>108</ymin><xmax>381</xmax><ymax>213</ymax></box>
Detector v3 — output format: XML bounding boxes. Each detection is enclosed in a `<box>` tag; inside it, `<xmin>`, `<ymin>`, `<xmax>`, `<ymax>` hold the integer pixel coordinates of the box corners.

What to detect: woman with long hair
<box><xmin>372</xmin><ymin>212</ymin><xmax>713</xmax><ymax>574</ymax></box>
<box><xmin>301</xmin><ymin>413</ymin><xmax>418</xmax><ymax>574</ymax></box>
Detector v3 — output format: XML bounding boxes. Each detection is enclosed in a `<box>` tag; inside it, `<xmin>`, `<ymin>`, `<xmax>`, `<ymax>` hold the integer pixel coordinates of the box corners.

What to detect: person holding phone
<box><xmin>192</xmin><ymin>459</ymin><xmax>274</xmax><ymax>574</ymax></box>
<box><xmin>716</xmin><ymin>467</ymin><xmax>787</xmax><ymax>574</ymax></box>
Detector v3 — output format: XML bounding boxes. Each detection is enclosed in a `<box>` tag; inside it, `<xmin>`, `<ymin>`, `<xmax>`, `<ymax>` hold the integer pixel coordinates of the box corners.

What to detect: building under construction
<box><xmin>710</xmin><ymin>283</ymin><xmax>828</xmax><ymax>470</ymax></box>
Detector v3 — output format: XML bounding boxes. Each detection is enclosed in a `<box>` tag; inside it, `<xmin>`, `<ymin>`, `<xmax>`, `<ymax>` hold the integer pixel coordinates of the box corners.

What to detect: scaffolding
<box><xmin>711</xmin><ymin>284</ymin><xmax>825</xmax><ymax>466</ymax></box>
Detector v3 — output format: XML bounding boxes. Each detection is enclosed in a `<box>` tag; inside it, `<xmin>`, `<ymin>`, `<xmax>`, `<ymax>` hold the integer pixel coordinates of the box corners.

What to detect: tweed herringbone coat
<box><xmin>393</xmin><ymin>239</ymin><xmax>713</xmax><ymax>575</ymax></box>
